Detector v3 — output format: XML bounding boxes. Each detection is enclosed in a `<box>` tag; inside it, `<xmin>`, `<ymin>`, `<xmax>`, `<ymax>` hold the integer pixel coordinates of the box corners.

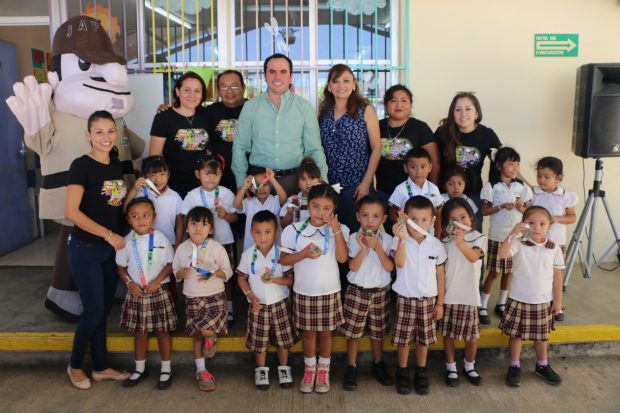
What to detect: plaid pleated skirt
<box><xmin>437</xmin><ymin>304</ymin><xmax>480</xmax><ymax>341</ymax></box>
<box><xmin>498</xmin><ymin>298</ymin><xmax>554</xmax><ymax>341</ymax></box>
<box><xmin>120</xmin><ymin>284</ymin><xmax>177</xmax><ymax>333</ymax></box>
<box><xmin>293</xmin><ymin>291</ymin><xmax>344</xmax><ymax>331</ymax></box>
<box><xmin>185</xmin><ymin>292</ymin><xmax>228</xmax><ymax>337</ymax></box>
<box><xmin>246</xmin><ymin>297</ymin><xmax>299</xmax><ymax>352</ymax></box>
<box><xmin>487</xmin><ymin>240</ymin><xmax>513</xmax><ymax>274</ymax></box>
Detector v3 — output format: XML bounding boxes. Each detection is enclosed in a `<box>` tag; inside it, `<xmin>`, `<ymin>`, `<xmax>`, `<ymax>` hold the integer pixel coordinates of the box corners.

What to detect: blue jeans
<box><xmin>67</xmin><ymin>236</ymin><xmax>118</xmax><ymax>370</ymax></box>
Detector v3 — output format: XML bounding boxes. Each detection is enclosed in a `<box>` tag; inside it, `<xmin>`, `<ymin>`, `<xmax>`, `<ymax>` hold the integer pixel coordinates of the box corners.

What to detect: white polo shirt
<box><xmin>239</xmin><ymin>195</ymin><xmax>282</xmax><ymax>250</ymax></box>
<box><xmin>390</xmin><ymin>234</ymin><xmax>447</xmax><ymax>298</ymax></box>
<box><xmin>480</xmin><ymin>180</ymin><xmax>533</xmax><ymax>241</ymax></box>
<box><xmin>116</xmin><ymin>229</ymin><xmax>174</xmax><ymax>285</ymax></box>
<box><xmin>182</xmin><ymin>186</ymin><xmax>236</xmax><ymax>245</ymax></box>
<box><xmin>388</xmin><ymin>178</ymin><xmax>443</xmax><ymax>210</ymax></box>
<box><xmin>508</xmin><ymin>238</ymin><xmax>565</xmax><ymax>304</ymax></box>
<box><xmin>138</xmin><ymin>187</ymin><xmax>183</xmax><ymax>245</ymax></box>
<box><xmin>531</xmin><ymin>186</ymin><xmax>578</xmax><ymax>246</ymax></box>
<box><xmin>280</xmin><ymin>221</ymin><xmax>350</xmax><ymax>297</ymax></box>
<box><xmin>441</xmin><ymin>192</ymin><xmax>478</xmax><ymax>214</ymax></box>
<box><xmin>236</xmin><ymin>244</ymin><xmax>291</xmax><ymax>305</ymax></box>
<box><xmin>442</xmin><ymin>231</ymin><xmax>487</xmax><ymax>306</ymax></box>
<box><xmin>346</xmin><ymin>231</ymin><xmax>393</xmax><ymax>289</ymax></box>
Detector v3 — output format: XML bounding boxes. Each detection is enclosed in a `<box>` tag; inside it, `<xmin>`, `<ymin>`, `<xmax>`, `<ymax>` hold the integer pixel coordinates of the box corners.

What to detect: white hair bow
<box><xmin>331</xmin><ymin>183</ymin><xmax>342</xmax><ymax>194</ymax></box>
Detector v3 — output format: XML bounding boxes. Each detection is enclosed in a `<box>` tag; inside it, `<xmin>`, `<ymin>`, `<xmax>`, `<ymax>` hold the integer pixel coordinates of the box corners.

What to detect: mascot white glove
<box><xmin>5</xmin><ymin>75</ymin><xmax>53</xmax><ymax>137</ymax></box>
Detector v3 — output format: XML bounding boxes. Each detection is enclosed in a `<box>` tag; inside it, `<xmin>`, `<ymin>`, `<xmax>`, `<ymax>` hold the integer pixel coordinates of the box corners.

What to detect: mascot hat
<box><xmin>52</xmin><ymin>15</ymin><xmax>126</xmax><ymax>65</ymax></box>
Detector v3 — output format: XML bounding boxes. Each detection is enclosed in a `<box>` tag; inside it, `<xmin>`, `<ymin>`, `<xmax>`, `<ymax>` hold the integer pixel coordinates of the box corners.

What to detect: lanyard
<box><xmin>406</xmin><ymin>180</ymin><xmax>432</xmax><ymax>199</ymax></box>
<box><xmin>199</xmin><ymin>186</ymin><xmax>220</xmax><ymax>209</ymax></box>
<box><xmin>295</xmin><ymin>218</ymin><xmax>330</xmax><ymax>255</ymax></box>
<box><xmin>131</xmin><ymin>230</ymin><xmax>153</xmax><ymax>287</ymax></box>
<box><xmin>251</xmin><ymin>246</ymin><xmax>280</xmax><ymax>275</ymax></box>
<box><xmin>191</xmin><ymin>239</ymin><xmax>212</xmax><ymax>280</ymax></box>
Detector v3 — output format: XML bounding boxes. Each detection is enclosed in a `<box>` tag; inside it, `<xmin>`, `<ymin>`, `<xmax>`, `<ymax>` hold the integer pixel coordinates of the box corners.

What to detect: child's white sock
<box><xmin>304</xmin><ymin>356</ymin><xmax>317</xmax><ymax>367</ymax></box>
<box><xmin>480</xmin><ymin>292</ymin><xmax>490</xmax><ymax>309</ymax></box>
<box><xmin>445</xmin><ymin>362</ymin><xmax>457</xmax><ymax>372</ymax></box>
<box><xmin>318</xmin><ymin>356</ymin><xmax>331</xmax><ymax>367</ymax></box>
<box><xmin>160</xmin><ymin>360</ymin><xmax>171</xmax><ymax>381</ymax></box>
<box><xmin>129</xmin><ymin>359</ymin><xmax>146</xmax><ymax>380</ymax></box>
<box><xmin>195</xmin><ymin>358</ymin><xmax>206</xmax><ymax>372</ymax></box>
<box><xmin>498</xmin><ymin>290</ymin><xmax>509</xmax><ymax>306</ymax></box>
<box><xmin>464</xmin><ymin>359</ymin><xmax>479</xmax><ymax>377</ymax></box>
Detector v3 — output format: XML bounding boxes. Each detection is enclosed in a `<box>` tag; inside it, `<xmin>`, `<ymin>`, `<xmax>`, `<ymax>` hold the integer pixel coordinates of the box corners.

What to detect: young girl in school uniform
<box><xmin>531</xmin><ymin>157</ymin><xmax>577</xmax><ymax>321</ymax></box>
<box><xmin>438</xmin><ymin>198</ymin><xmax>487</xmax><ymax>387</ymax></box>
<box><xmin>280</xmin><ymin>183</ymin><xmax>350</xmax><ymax>394</ymax></box>
<box><xmin>125</xmin><ymin>156</ymin><xmax>184</xmax><ymax>247</ymax></box>
<box><xmin>116</xmin><ymin>198</ymin><xmax>176</xmax><ymax>390</ymax></box>
<box><xmin>498</xmin><ymin>206</ymin><xmax>564</xmax><ymax>387</ymax></box>
<box><xmin>182</xmin><ymin>152</ymin><xmax>239</xmax><ymax>325</ymax></box>
<box><xmin>173</xmin><ymin>207</ymin><xmax>233</xmax><ymax>392</ymax></box>
<box><xmin>479</xmin><ymin>147</ymin><xmax>532</xmax><ymax>324</ymax></box>
<box><xmin>280</xmin><ymin>157</ymin><xmax>323</xmax><ymax>228</ymax></box>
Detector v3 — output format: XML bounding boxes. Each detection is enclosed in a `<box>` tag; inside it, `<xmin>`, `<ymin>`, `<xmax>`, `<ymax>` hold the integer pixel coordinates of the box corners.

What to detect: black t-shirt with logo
<box><xmin>206</xmin><ymin>100</ymin><xmax>246</xmax><ymax>192</ymax></box>
<box><xmin>376</xmin><ymin>117</ymin><xmax>434</xmax><ymax>195</ymax></box>
<box><xmin>150</xmin><ymin>106</ymin><xmax>210</xmax><ymax>198</ymax></box>
<box><xmin>68</xmin><ymin>155</ymin><xmax>126</xmax><ymax>244</ymax></box>
<box><xmin>434</xmin><ymin>123</ymin><xmax>502</xmax><ymax>197</ymax></box>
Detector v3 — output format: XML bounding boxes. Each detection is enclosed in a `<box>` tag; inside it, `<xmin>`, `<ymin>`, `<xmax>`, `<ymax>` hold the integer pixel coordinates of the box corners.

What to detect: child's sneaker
<box><xmin>277</xmin><ymin>365</ymin><xmax>293</xmax><ymax>389</ymax></box>
<box><xmin>372</xmin><ymin>360</ymin><xmax>394</xmax><ymax>386</ymax></box>
<box><xmin>395</xmin><ymin>367</ymin><xmax>411</xmax><ymax>395</ymax></box>
<box><xmin>196</xmin><ymin>369</ymin><xmax>216</xmax><ymax>392</ymax></box>
<box><xmin>413</xmin><ymin>366</ymin><xmax>430</xmax><ymax>395</ymax></box>
<box><xmin>299</xmin><ymin>364</ymin><xmax>316</xmax><ymax>393</ymax></box>
<box><xmin>314</xmin><ymin>363</ymin><xmax>330</xmax><ymax>393</ymax></box>
<box><xmin>535</xmin><ymin>364</ymin><xmax>562</xmax><ymax>385</ymax></box>
<box><xmin>506</xmin><ymin>366</ymin><xmax>521</xmax><ymax>387</ymax></box>
<box><xmin>203</xmin><ymin>335</ymin><xmax>217</xmax><ymax>359</ymax></box>
<box><xmin>343</xmin><ymin>365</ymin><xmax>357</xmax><ymax>391</ymax></box>
<box><xmin>254</xmin><ymin>367</ymin><xmax>269</xmax><ymax>390</ymax></box>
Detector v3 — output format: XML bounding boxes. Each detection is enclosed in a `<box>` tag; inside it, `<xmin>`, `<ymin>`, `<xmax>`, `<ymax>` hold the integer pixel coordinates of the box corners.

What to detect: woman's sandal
<box><xmin>92</xmin><ymin>368</ymin><xmax>131</xmax><ymax>382</ymax></box>
<box><xmin>67</xmin><ymin>365</ymin><xmax>91</xmax><ymax>390</ymax></box>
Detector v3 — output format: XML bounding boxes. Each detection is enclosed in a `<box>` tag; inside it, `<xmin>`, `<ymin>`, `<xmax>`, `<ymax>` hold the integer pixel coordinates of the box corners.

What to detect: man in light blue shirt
<box><xmin>232</xmin><ymin>54</ymin><xmax>328</xmax><ymax>194</ymax></box>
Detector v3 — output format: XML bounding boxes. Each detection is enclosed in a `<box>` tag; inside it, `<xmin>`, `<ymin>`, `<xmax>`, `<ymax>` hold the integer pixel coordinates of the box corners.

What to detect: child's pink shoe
<box><xmin>299</xmin><ymin>364</ymin><xmax>316</xmax><ymax>393</ymax></box>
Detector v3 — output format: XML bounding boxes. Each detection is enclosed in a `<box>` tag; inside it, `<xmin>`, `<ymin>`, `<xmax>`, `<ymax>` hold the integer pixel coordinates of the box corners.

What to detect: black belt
<box><xmin>249</xmin><ymin>164</ymin><xmax>297</xmax><ymax>178</ymax></box>
<box><xmin>351</xmin><ymin>284</ymin><xmax>389</xmax><ymax>294</ymax></box>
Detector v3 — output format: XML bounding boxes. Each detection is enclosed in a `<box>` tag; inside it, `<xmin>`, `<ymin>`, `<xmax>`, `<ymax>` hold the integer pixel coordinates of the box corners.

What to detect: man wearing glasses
<box><xmin>232</xmin><ymin>53</ymin><xmax>328</xmax><ymax>194</ymax></box>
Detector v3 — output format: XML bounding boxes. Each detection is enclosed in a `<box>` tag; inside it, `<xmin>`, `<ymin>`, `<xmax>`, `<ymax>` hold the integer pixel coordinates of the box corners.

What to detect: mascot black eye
<box><xmin>78</xmin><ymin>59</ymin><xmax>91</xmax><ymax>71</ymax></box>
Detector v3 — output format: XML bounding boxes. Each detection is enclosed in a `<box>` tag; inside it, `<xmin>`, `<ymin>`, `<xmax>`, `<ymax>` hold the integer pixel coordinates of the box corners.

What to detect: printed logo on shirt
<box><xmin>381</xmin><ymin>138</ymin><xmax>412</xmax><ymax>160</ymax></box>
<box><xmin>175</xmin><ymin>128</ymin><xmax>208</xmax><ymax>151</ymax></box>
<box><xmin>101</xmin><ymin>180</ymin><xmax>127</xmax><ymax>207</ymax></box>
<box><xmin>215</xmin><ymin>119</ymin><xmax>238</xmax><ymax>142</ymax></box>
<box><xmin>455</xmin><ymin>145</ymin><xmax>481</xmax><ymax>169</ymax></box>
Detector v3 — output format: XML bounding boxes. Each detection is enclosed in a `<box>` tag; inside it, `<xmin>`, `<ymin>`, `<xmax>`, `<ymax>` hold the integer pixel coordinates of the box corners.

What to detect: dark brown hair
<box><xmin>441</xmin><ymin>197</ymin><xmax>476</xmax><ymax>231</ymax></box>
<box><xmin>437</xmin><ymin>92</ymin><xmax>483</xmax><ymax>162</ymax></box>
<box><xmin>318</xmin><ymin>64</ymin><xmax>368</xmax><ymax>120</ymax></box>
<box><xmin>296</xmin><ymin>156</ymin><xmax>322</xmax><ymax>182</ymax></box>
<box><xmin>173</xmin><ymin>72</ymin><xmax>208</xmax><ymax>108</ymax></box>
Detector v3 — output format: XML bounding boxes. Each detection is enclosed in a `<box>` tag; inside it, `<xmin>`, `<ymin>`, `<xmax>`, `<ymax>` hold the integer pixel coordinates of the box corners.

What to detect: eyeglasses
<box><xmin>219</xmin><ymin>84</ymin><xmax>241</xmax><ymax>91</ymax></box>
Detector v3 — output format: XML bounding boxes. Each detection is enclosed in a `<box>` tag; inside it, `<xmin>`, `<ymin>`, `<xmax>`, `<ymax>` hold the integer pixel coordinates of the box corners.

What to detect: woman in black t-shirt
<box><xmin>206</xmin><ymin>70</ymin><xmax>247</xmax><ymax>193</ymax></box>
<box><xmin>150</xmin><ymin>72</ymin><xmax>210</xmax><ymax>198</ymax></box>
<box><xmin>65</xmin><ymin>111</ymin><xmax>130</xmax><ymax>390</ymax></box>
<box><xmin>434</xmin><ymin>92</ymin><xmax>502</xmax><ymax>229</ymax></box>
<box><xmin>376</xmin><ymin>84</ymin><xmax>440</xmax><ymax>200</ymax></box>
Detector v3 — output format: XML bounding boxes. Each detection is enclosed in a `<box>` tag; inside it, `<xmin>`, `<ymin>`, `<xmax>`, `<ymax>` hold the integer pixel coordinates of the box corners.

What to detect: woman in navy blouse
<box><xmin>318</xmin><ymin>64</ymin><xmax>381</xmax><ymax>232</ymax></box>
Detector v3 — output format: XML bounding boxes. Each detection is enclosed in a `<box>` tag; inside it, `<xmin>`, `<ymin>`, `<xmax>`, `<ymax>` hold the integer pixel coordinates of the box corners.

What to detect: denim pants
<box><xmin>67</xmin><ymin>236</ymin><xmax>118</xmax><ymax>370</ymax></box>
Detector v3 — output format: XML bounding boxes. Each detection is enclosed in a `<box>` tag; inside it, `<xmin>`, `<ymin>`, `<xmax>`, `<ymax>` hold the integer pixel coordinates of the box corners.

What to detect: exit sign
<box><xmin>534</xmin><ymin>34</ymin><xmax>579</xmax><ymax>57</ymax></box>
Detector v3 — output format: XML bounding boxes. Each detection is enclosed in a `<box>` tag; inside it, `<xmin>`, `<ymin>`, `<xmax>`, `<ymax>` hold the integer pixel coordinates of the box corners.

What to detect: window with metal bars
<box><xmin>61</xmin><ymin>0</ymin><xmax>408</xmax><ymax>114</ymax></box>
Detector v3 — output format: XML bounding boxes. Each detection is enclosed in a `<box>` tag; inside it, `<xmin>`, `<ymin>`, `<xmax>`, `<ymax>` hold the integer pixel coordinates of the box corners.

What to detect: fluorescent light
<box><xmin>145</xmin><ymin>2</ymin><xmax>192</xmax><ymax>30</ymax></box>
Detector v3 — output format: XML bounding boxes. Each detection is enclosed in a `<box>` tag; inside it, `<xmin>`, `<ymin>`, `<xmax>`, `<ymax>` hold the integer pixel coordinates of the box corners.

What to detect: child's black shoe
<box><xmin>413</xmin><ymin>366</ymin><xmax>429</xmax><ymax>395</ymax></box>
<box><xmin>506</xmin><ymin>366</ymin><xmax>521</xmax><ymax>387</ymax></box>
<box><xmin>535</xmin><ymin>364</ymin><xmax>562</xmax><ymax>385</ymax></box>
<box><xmin>395</xmin><ymin>367</ymin><xmax>411</xmax><ymax>395</ymax></box>
<box><xmin>343</xmin><ymin>365</ymin><xmax>357</xmax><ymax>391</ymax></box>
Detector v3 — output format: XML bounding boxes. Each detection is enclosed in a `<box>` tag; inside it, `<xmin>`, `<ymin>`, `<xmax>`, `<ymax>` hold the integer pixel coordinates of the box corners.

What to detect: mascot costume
<box><xmin>6</xmin><ymin>16</ymin><xmax>143</xmax><ymax>321</ymax></box>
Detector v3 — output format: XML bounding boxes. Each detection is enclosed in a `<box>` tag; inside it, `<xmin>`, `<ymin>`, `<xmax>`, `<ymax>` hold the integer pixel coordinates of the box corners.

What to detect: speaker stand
<box><xmin>564</xmin><ymin>158</ymin><xmax>620</xmax><ymax>289</ymax></box>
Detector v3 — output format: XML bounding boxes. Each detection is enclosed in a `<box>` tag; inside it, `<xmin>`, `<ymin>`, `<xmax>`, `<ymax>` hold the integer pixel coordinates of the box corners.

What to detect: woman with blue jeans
<box><xmin>319</xmin><ymin>64</ymin><xmax>381</xmax><ymax>233</ymax></box>
<box><xmin>65</xmin><ymin>110</ymin><xmax>130</xmax><ymax>389</ymax></box>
